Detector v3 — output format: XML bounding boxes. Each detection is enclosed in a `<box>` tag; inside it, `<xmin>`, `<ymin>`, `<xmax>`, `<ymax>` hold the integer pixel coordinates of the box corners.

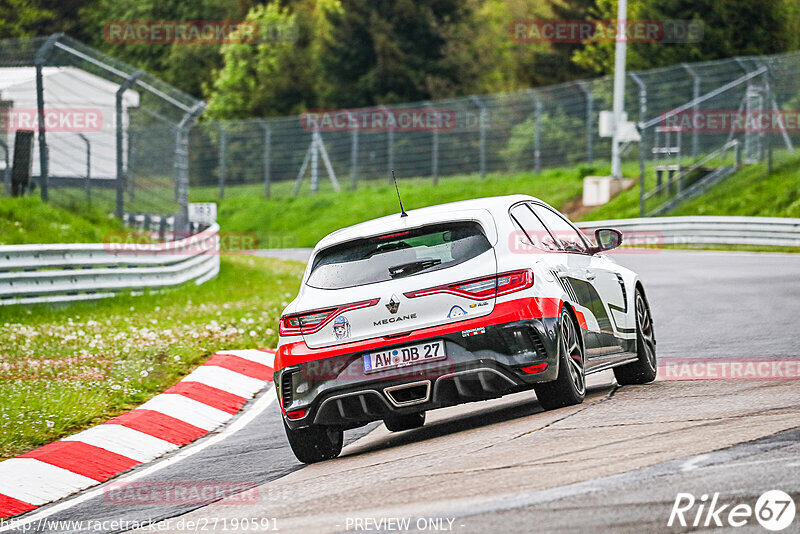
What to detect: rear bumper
<box><xmin>276</xmin><ymin>317</ymin><xmax>561</xmax><ymax>429</ymax></box>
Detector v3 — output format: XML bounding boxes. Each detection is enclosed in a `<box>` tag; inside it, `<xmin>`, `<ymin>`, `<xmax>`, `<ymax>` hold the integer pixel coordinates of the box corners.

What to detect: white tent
<box><xmin>0</xmin><ymin>66</ymin><xmax>140</xmax><ymax>180</ymax></box>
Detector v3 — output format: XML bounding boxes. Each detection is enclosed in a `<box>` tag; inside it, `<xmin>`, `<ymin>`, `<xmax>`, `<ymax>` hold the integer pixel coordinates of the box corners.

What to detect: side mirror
<box><xmin>591</xmin><ymin>228</ymin><xmax>623</xmax><ymax>253</ymax></box>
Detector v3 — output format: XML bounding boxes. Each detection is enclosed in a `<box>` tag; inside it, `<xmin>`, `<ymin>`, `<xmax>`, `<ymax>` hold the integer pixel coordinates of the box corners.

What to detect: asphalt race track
<box><xmin>4</xmin><ymin>250</ymin><xmax>799</xmax><ymax>533</ymax></box>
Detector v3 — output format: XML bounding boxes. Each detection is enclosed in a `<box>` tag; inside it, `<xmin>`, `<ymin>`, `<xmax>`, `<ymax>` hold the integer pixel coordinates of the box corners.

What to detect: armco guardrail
<box><xmin>577</xmin><ymin>217</ymin><xmax>800</xmax><ymax>248</ymax></box>
<box><xmin>0</xmin><ymin>224</ymin><xmax>220</xmax><ymax>305</ymax></box>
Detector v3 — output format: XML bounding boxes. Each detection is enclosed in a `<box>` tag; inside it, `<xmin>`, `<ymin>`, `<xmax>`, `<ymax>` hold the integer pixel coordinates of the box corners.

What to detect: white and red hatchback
<box><xmin>275</xmin><ymin>195</ymin><xmax>656</xmax><ymax>463</ymax></box>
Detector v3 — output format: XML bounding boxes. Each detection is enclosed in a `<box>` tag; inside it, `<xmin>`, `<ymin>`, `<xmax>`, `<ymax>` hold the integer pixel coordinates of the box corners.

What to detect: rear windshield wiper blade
<box><xmin>388</xmin><ymin>259</ymin><xmax>442</xmax><ymax>278</ymax></box>
<box><xmin>360</xmin><ymin>241</ymin><xmax>411</xmax><ymax>260</ymax></box>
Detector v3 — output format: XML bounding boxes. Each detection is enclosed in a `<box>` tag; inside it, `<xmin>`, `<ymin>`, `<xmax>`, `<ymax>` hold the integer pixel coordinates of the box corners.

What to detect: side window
<box><xmin>509</xmin><ymin>204</ymin><xmax>559</xmax><ymax>252</ymax></box>
<box><xmin>531</xmin><ymin>204</ymin><xmax>588</xmax><ymax>253</ymax></box>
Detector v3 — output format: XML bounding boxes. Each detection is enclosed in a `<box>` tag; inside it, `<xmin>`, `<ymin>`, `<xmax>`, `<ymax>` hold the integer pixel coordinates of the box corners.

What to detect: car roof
<box><xmin>313</xmin><ymin>194</ymin><xmax>544</xmax><ymax>250</ymax></box>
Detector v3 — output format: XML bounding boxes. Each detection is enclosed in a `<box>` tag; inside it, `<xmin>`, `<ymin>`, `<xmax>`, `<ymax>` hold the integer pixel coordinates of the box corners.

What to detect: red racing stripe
<box><xmin>18</xmin><ymin>441</ymin><xmax>140</xmax><ymax>482</ymax></box>
<box><xmin>165</xmin><ymin>382</ymin><xmax>247</xmax><ymax>414</ymax></box>
<box><xmin>205</xmin><ymin>354</ymin><xmax>273</xmax><ymax>381</ymax></box>
<box><xmin>276</xmin><ymin>297</ymin><xmax>563</xmax><ymax>369</ymax></box>
<box><xmin>0</xmin><ymin>494</ymin><xmax>36</xmax><ymax>517</ymax></box>
<box><xmin>105</xmin><ymin>409</ymin><xmax>207</xmax><ymax>446</ymax></box>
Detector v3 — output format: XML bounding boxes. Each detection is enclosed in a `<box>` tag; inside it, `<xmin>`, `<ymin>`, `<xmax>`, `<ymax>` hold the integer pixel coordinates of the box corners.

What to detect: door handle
<box><xmin>585</xmin><ymin>270</ymin><xmax>597</xmax><ymax>281</ymax></box>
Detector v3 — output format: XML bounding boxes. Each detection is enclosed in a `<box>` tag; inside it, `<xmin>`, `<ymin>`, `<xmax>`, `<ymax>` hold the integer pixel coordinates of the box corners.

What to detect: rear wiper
<box><xmin>361</xmin><ymin>241</ymin><xmax>410</xmax><ymax>260</ymax></box>
<box><xmin>388</xmin><ymin>259</ymin><xmax>441</xmax><ymax>278</ymax></box>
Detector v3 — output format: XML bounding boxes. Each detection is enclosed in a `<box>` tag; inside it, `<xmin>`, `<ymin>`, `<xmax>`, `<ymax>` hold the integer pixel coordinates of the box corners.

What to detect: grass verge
<box><xmin>0</xmin><ymin>196</ymin><xmax>124</xmax><ymax>245</ymax></box>
<box><xmin>581</xmin><ymin>151</ymin><xmax>800</xmax><ymax>221</ymax></box>
<box><xmin>0</xmin><ymin>255</ymin><xmax>303</xmax><ymax>460</ymax></box>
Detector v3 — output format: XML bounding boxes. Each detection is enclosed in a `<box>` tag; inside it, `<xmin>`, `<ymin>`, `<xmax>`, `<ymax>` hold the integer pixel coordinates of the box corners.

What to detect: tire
<box><xmin>283</xmin><ymin>420</ymin><xmax>343</xmax><ymax>464</ymax></box>
<box><xmin>384</xmin><ymin>412</ymin><xmax>426</xmax><ymax>432</ymax></box>
<box><xmin>534</xmin><ymin>308</ymin><xmax>586</xmax><ymax>410</ymax></box>
<box><xmin>613</xmin><ymin>288</ymin><xmax>657</xmax><ymax>385</ymax></box>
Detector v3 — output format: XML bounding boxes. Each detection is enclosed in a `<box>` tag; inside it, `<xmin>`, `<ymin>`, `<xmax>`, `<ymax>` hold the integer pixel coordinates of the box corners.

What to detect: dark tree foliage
<box><xmin>0</xmin><ymin>0</ymin><xmax>93</xmax><ymax>41</ymax></box>
<box><xmin>574</xmin><ymin>0</ymin><xmax>800</xmax><ymax>74</ymax></box>
<box><xmin>318</xmin><ymin>0</ymin><xmax>474</xmax><ymax>107</ymax></box>
<box><xmin>528</xmin><ymin>0</ymin><xmax>598</xmax><ymax>85</ymax></box>
<box><xmin>2</xmin><ymin>0</ymin><xmax>800</xmax><ymax>114</ymax></box>
<box><xmin>631</xmin><ymin>0</ymin><xmax>800</xmax><ymax>69</ymax></box>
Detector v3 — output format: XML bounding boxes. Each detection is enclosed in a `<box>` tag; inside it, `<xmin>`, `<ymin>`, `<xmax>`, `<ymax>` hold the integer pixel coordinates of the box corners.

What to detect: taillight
<box><xmin>279</xmin><ymin>298</ymin><xmax>378</xmax><ymax>336</ymax></box>
<box><xmin>286</xmin><ymin>409</ymin><xmax>307</xmax><ymax>420</ymax></box>
<box><xmin>404</xmin><ymin>269</ymin><xmax>533</xmax><ymax>300</ymax></box>
<box><xmin>521</xmin><ymin>363</ymin><xmax>548</xmax><ymax>374</ymax></box>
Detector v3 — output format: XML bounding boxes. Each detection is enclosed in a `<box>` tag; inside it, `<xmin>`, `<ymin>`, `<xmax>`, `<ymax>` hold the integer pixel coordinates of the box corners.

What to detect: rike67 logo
<box><xmin>669</xmin><ymin>490</ymin><xmax>796</xmax><ymax>531</ymax></box>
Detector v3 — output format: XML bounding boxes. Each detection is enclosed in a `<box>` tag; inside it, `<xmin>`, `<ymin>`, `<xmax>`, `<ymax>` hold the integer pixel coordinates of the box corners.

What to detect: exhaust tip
<box><xmin>384</xmin><ymin>380</ymin><xmax>431</xmax><ymax>407</ymax></box>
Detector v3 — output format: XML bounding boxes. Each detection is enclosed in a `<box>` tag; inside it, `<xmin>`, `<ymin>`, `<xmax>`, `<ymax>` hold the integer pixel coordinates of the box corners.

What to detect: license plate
<box><xmin>363</xmin><ymin>340</ymin><xmax>446</xmax><ymax>373</ymax></box>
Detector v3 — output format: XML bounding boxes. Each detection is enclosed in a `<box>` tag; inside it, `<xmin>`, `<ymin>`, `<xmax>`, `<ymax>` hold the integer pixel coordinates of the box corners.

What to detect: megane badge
<box><xmin>386</xmin><ymin>295</ymin><xmax>400</xmax><ymax>314</ymax></box>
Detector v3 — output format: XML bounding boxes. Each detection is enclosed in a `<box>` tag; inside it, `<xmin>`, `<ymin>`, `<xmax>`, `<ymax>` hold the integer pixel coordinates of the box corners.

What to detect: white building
<box><xmin>0</xmin><ymin>66</ymin><xmax>139</xmax><ymax>180</ymax></box>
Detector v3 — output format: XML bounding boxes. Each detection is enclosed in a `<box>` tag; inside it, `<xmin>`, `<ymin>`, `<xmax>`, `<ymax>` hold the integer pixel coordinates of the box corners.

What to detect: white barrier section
<box><xmin>0</xmin><ymin>223</ymin><xmax>221</xmax><ymax>305</ymax></box>
<box><xmin>577</xmin><ymin>216</ymin><xmax>800</xmax><ymax>248</ymax></box>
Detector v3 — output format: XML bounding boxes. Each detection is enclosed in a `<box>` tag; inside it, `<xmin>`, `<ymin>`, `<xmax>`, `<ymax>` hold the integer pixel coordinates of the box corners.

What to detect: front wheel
<box><xmin>613</xmin><ymin>289</ymin><xmax>657</xmax><ymax>385</ymax></box>
<box><xmin>283</xmin><ymin>420</ymin><xmax>343</xmax><ymax>464</ymax></box>
<box><xmin>534</xmin><ymin>308</ymin><xmax>586</xmax><ymax>410</ymax></box>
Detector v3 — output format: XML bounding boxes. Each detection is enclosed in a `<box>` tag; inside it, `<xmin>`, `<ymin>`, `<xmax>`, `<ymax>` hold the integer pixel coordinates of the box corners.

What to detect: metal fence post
<box><xmin>750</xmin><ymin>59</ymin><xmax>776</xmax><ymax>170</ymax></box>
<box><xmin>426</xmin><ymin>102</ymin><xmax>439</xmax><ymax>185</ymax></box>
<box><xmin>311</xmin><ymin>131</ymin><xmax>320</xmax><ymax>194</ymax></box>
<box><xmin>763</xmin><ymin>65</ymin><xmax>774</xmax><ymax>172</ymax></box>
<box><xmin>0</xmin><ymin>140</ymin><xmax>9</xmax><ymax>194</ymax></box>
<box><xmin>737</xmin><ymin>59</ymin><xmax>767</xmax><ymax>164</ymax></box>
<box><xmin>757</xmin><ymin>58</ymin><xmax>794</xmax><ymax>155</ymax></box>
<box><xmin>78</xmin><ymin>134</ymin><xmax>90</xmax><ymax>204</ymax></box>
<box><xmin>681</xmin><ymin>63</ymin><xmax>701</xmax><ymax>158</ymax></box>
<box><xmin>217</xmin><ymin>121</ymin><xmax>227</xmax><ymax>199</ymax></box>
<box><xmin>379</xmin><ymin>105</ymin><xmax>394</xmax><ymax>179</ymax></box>
<box><xmin>174</xmin><ymin>103</ymin><xmax>204</xmax><ymax>235</ymax></box>
<box><xmin>525</xmin><ymin>90</ymin><xmax>542</xmax><ymax>174</ymax></box>
<box><xmin>577</xmin><ymin>82</ymin><xmax>594</xmax><ymax>163</ymax></box>
<box><xmin>629</xmin><ymin>73</ymin><xmax>647</xmax><ymax>216</ymax></box>
<box><xmin>388</xmin><ymin>128</ymin><xmax>394</xmax><ymax>178</ymax></box>
<box><xmin>736</xmin><ymin>139</ymin><xmax>743</xmax><ymax>167</ymax></box>
<box><xmin>34</xmin><ymin>33</ymin><xmax>62</xmax><ymax>202</ymax></box>
<box><xmin>349</xmin><ymin>112</ymin><xmax>359</xmax><ymax>190</ymax></box>
<box><xmin>261</xmin><ymin>120</ymin><xmax>272</xmax><ymax>197</ymax></box>
<box><xmin>127</xmin><ymin>126</ymin><xmax>135</xmax><ymax>201</ymax></box>
<box><xmin>470</xmin><ymin>96</ymin><xmax>487</xmax><ymax>178</ymax></box>
<box><xmin>116</xmin><ymin>70</ymin><xmax>143</xmax><ymax>219</ymax></box>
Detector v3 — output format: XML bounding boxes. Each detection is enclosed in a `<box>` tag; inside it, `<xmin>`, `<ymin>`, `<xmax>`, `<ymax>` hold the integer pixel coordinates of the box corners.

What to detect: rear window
<box><xmin>307</xmin><ymin>222</ymin><xmax>492</xmax><ymax>289</ymax></box>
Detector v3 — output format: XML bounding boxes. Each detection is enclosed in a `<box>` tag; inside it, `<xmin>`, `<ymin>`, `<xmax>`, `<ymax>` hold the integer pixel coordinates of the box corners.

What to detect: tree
<box><xmin>204</xmin><ymin>2</ymin><xmax>331</xmax><ymax>118</ymax></box>
<box><xmin>451</xmin><ymin>0</ymin><xmax>597</xmax><ymax>94</ymax></box>
<box><xmin>317</xmin><ymin>0</ymin><xmax>478</xmax><ymax>107</ymax></box>
<box><xmin>0</xmin><ymin>0</ymin><xmax>90</xmax><ymax>40</ymax></box>
<box><xmin>79</xmin><ymin>0</ymin><xmax>255</xmax><ymax>97</ymax></box>
<box><xmin>534</xmin><ymin>0</ymin><xmax>598</xmax><ymax>83</ymax></box>
<box><xmin>573</xmin><ymin>0</ymin><xmax>800</xmax><ymax>75</ymax></box>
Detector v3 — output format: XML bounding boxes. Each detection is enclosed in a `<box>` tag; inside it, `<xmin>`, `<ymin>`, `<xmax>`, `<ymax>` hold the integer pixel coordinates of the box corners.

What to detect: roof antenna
<box><xmin>392</xmin><ymin>170</ymin><xmax>408</xmax><ymax>218</ymax></box>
